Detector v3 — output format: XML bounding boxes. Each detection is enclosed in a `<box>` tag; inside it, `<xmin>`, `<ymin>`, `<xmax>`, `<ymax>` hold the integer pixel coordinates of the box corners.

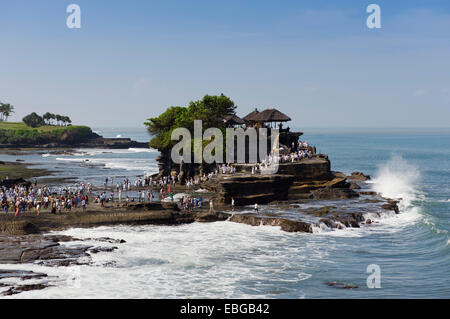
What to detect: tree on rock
<box><xmin>145</xmin><ymin>94</ymin><xmax>236</xmax><ymax>152</ymax></box>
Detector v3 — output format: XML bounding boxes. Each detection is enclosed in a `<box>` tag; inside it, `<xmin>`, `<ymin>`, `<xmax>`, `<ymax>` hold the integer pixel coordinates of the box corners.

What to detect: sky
<box><xmin>1</xmin><ymin>0</ymin><xmax>449</xmax><ymax>129</ymax></box>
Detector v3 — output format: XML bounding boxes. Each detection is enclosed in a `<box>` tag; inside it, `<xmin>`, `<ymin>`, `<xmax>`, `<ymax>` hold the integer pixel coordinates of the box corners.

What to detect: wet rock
<box><xmin>45</xmin><ymin>235</ymin><xmax>80</xmax><ymax>243</ymax></box>
<box><xmin>359</xmin><ymin>191</ymin><xmax>378</xmax><ymax>196</ymax></box>
<box><xmin>346</xmin><ymin>172</ymin><xmax>371</xmax><ymax>181</ymax></box>
<box><xmin>88</xmin><ymin>246</ymin><xmax>118</xmax><ymax>254</ymax></box>
<box><xmin>331</xmin><ymin>212</ymin><xmax>364</xmax><ymax>228</ymax></box>
<box><xmin>84</xmin><ymin>237</ymin><xmax>126</xmax><ymax>244</ymax></box>
<box><xmin>0</xmin><ymin>269</ymin><xmax>47</xmax><ymax>280</ymax></box>
<box><xmin>303</xmin><ymin>206</ymin><xmax>337</xmax><ymax>217</ymax></box>
<box><xmin>382</xmin><ymin>200</ymin><xmax>400</xmax><ymax>214</ymax></box>
<box><xmin>349</xmin><ymin>182</ymin><xmax>361</xmax><ymax>190</ymax></box>
<box><xmin>194</xmin><ymin>212</ymin><xmax>229</xmax><ymax>223</ymax></box>
<box><xmin>263</xmin><ymin>218</ymin><xmax>312</xmax><ymax>233</ymax></box>
<box><xmin>0</xmin><ymin>235</ymin><xmax>91</xmax><ymax>266</ymax></box>
<box><xmin>229</xmin><ymin>214</ymin><xmax>313</xmax><ymax>233</ymax></box>
<box><xmin>325</xmin><ymin>281</ymin><xmax>358</xmax><ymax>289</ymax></box>
<box><xmin>312</xmin><ymin>187</ymin><xmax>359</xmax><ymax>200</ymax></box>
<box><xmin>2</xmin><ymin>284</ymin><xmax>49</xmax><ymax>296</ymax></box>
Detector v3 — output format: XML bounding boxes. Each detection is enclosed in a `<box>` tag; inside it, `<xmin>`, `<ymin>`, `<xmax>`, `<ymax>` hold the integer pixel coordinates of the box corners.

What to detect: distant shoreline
<box><xmin>0</xmin><ymin>122</ymin><xmax>148</xmax><ymax>150</ymax></box>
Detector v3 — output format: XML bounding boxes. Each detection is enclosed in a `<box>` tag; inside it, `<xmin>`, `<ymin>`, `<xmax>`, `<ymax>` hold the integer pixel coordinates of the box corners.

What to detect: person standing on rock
<box><xmin>254</xmin><ymin>203</ymin><xmax>259</xmax><ymax>215</ymax></box>
<box><xmin>209</xmin><ymin>199</ymin><xmax>214</xmax><ymax>213</ymax></box>
<box><xmin>14</xmin><ymin>201</ymin><xmax>20</xmax><ymax>217</ymax></box>
<box><xmin>35</xmin><ymin>202</ymin><xmax>41</xmax><ymax>216</ymax></box>
<box><xmin>231</xmin><ymin>197</ymin><xmax>235</xmax><ymax>212</ymax></box>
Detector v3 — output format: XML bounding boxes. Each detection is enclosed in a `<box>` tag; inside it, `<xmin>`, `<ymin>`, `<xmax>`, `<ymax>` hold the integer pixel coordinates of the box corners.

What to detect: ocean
<box><xmin>0</xmin><ymin>127</ymin><xmax>449</xmax><ymax>298</ymax></box>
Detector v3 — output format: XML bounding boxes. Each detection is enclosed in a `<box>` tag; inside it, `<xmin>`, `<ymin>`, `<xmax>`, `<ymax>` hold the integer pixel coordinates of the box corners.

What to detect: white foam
<box><xmin>312</xmin><ymin>155</ymin><xmax>423</xmax><ymax>236</ymax></box>
<box><xmin>2</xmin><ymin>223</ymin><xmax>315</xmax><ymax>299</ymax></box>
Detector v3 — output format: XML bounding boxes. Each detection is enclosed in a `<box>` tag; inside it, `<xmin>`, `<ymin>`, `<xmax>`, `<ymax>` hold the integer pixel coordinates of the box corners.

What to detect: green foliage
<box><xmin>41</xmin><ymin>112</ymin><xmax>71</xmax><ymax>126</ymax></box>
<box><xmin>0</xmin><ymin>103</ymin><xmax>14</xmax><ymax>122</ymax></box>
<box><xmin>22</xmin><ymin>112</ymin><xmax>45</xmax><ymax>128</ymax></box>
<box><xmin>0</xmin><ymin>122</ymin><xmax>93</xmax><ymax>145</ymax></box>
<box><xmin>145</xmin><ymin>94</ymin><xmax>236</xmax><ymax>151</ymax></box>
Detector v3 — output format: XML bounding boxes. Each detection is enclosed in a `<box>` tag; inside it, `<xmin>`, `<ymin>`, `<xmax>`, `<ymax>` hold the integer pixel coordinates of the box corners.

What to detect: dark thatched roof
<box><xmin>252</xmin><ymin>108</ymin><xmax>291</xmax><ymax>122</ymax></box>
<box><xmin>242</xmin><ymin>108</ymin><xmax>260</xmax><ymax>121</ymax></box>
<box><xmin>223</xmin><ymin>114</ymin><xmax>245</xmax><ymax>125</ymax></box>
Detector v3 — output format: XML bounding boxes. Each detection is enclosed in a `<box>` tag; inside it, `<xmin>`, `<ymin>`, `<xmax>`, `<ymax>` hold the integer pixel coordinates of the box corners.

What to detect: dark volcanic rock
<box><xmin>349</xmin><ymin>182</ymin><xmax>361</xmax><ymax>190</ymax></box>
<box><xmin>312</xmin><ymin>186</ymin><xmax>359</xmax><ymax>200</ymax></box>
<box><xmin>359</xmin><ymin>191</ymin><xmax>378</xmax><ymax>196</ymax></box>
<box><xmin>229</xmin><ymin>214</ymin><xmax>313</xmax><ymax>233</ymax></box>
<box><xmin>0</xmin><ymin>269</ymin><xmax>48</xmax><ymax>280</ymax></box>
<box><xmin>88</xmin><ymin>246</ymin><xmax>118</xmax><ymax>254</ymax></box>
<box><xmin>206</xmin><ymin>174</ymin><xmax>295</xmax><ymax>206</ymax></box>
<box><xmin>325</xmin><ymin>281</ymin><xmax>358</xmax><ymax>289</ymax></box>
<box><xmin>346</xmin><ymin>172</ymin><xmax>371</xmax><ymax>181</ymax></box>
<box><xmin>3</xmin><ymin>284</ymin><xmax>49</xmax><ymax>296</ymax></box>
<box><xmin>382</xmin><ymin>200</ymin><xmax>400</xmax><ymax>214</ymax></box>
<box><xmin>194</xmin><ymin>212</ymin><xmax>230</xmax><ymax>223</ymax></box>
<box><xmin>331</xmin><ymin>212</ymin><xmax>365</xmax><ymax>228</ymax></box>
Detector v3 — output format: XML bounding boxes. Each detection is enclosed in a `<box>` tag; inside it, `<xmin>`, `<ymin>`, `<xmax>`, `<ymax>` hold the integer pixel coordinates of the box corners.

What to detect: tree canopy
<box><xmin>0</xmin><ymin>103</ymin><xmax>14</xmax><ymax>122</ymax></box>
<box><xmin>145</xmin><ymin>94</ymin><xmax>236</xmax><ymax>151</ymax></box>
<box><xmin>22</xmin><ymin>112</ymin><xmax>45</xmax><ymax>128</ymax></box>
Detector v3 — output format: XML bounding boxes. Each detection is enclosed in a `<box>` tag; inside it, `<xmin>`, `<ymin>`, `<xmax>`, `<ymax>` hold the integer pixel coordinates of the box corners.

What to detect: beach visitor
<box><xmin>209</xmin><ymin>199</ymin><xmax>214</xmax><ymax>213</ymax></box>
<box><xmin>254</xmin><ymin>203</ymin><xmax>259</xmax><ymax>215</ymax></box>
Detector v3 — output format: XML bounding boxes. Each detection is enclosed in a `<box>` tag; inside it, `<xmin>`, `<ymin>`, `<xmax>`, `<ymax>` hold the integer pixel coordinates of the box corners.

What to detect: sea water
<box><xmin>0</xmin><ymin>128</ymin><xmax>449</xmax><ymax>298</ymax></box>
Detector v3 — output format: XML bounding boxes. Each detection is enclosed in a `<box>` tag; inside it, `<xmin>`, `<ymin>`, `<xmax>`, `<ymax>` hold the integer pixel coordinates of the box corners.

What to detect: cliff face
<box><xmin>0</xmin><ymin>128</ymin><xmax>148</xmax><ymax>149</ymax></box>
<box><xmin>203</xmin><ymin>157</ymin><xmax>359</xmax><ymax>206</ymax></box>
<box><xmin>205</xmin><ymin>174</ymin><xmax>295</xmax><ymax>205</ymax></box>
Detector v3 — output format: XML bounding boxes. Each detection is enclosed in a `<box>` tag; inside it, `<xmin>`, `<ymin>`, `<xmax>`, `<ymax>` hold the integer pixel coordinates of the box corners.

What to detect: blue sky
<box><xmin>1</xmin><ymin>0</ymin><xmax>449</xmax><ymax>128</ymax></box>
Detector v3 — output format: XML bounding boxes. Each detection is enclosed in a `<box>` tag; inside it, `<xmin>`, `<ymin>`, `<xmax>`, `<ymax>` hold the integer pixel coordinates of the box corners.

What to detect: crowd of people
<box><xmin>0</xmin><ymin>183</ymin><xmax>91</xmax><ymax>217</ymax></box>
<box><xmin>1</xmin><ymin>138</ymin><xmax>316</xmax><ymax>217</ymax></box>
<box><xmin>249</xmin><ymin>140</ymin><xmax>315</xmax><ymax>174</ymax></box>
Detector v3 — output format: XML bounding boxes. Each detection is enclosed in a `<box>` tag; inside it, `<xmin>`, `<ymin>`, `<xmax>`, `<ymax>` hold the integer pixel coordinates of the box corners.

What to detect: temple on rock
<box><xmin>155</xmin><ymin>106</ymin><xmax>351</xmax><ymax>206</ymax></box>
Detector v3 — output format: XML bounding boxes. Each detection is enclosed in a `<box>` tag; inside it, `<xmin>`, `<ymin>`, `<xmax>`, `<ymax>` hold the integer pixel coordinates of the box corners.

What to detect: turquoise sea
<box><xmin>0</xmin><ymin>128</ymin><xmax>449</xmax><ymax>298</ymax></box>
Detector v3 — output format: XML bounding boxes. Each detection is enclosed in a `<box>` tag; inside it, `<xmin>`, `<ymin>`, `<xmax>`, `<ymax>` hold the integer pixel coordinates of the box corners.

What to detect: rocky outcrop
<box><xmin>312</xmin><ymin>187</ymin><xmax>359</xmax><ymax>200</ymax></box>
<box><xmin>229</xmin><ymin>214</ymin><xmax>313</xmax><ymax>233</ymax></box>
<box><xmin>0</xmin><ymin>234</ymin><xmax>128</xmax><ymax>296</ymax></box>
<box><xmin>0</xmin><ymin>234</ymin><xmax>126</xmax><ymax>266</ymax></box>
<box><xmin>205</xmin><ymin>174</ymin><xmax>295</xmax><ymax>206</ymax></box>
<box><xmin>382</xmin><ymin>200</ymin><xmax>400</xmax><ymax>214</ymax></box>
<box><xmin>346</xmin><ymin>172</ymin><xmax>371</xmax><ymax>181</ymax></box>
<box><xmin>325</xmin><ymin>281</ymin><xmax>358</xmax><ymax>289</ymax></box>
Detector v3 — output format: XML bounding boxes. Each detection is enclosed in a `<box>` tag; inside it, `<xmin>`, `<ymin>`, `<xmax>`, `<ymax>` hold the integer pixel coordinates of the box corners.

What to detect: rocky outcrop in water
<box><xmin>0</xmin><ymin>234</ymin><xmax>127</xmax><ymax>296</ymax></box>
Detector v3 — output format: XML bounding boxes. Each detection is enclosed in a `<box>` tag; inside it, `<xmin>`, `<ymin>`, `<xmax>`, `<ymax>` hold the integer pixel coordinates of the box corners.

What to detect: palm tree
<box><xmin>0</xmin><ymin>103</ymin><xmax>14</xmax><ymax>122</ymax></box>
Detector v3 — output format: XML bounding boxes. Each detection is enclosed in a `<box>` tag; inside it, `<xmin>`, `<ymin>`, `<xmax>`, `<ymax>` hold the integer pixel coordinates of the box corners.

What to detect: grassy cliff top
<box><xmin>0</xmin><ymin>122</ymin><xmax>95</xmax><ymax>146</ymax></box>
<box><xmin>0</xmin><ymin>122</ymin><xmax>90</xmax><ymax>132</ymax></box>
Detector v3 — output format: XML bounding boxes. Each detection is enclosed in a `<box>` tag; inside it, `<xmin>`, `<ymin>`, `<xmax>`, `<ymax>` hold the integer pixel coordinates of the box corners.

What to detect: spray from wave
<box><xmin>371</xmin><ymin>154</ymin><xmax>420</xmax><ymax>213</ymax></box>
